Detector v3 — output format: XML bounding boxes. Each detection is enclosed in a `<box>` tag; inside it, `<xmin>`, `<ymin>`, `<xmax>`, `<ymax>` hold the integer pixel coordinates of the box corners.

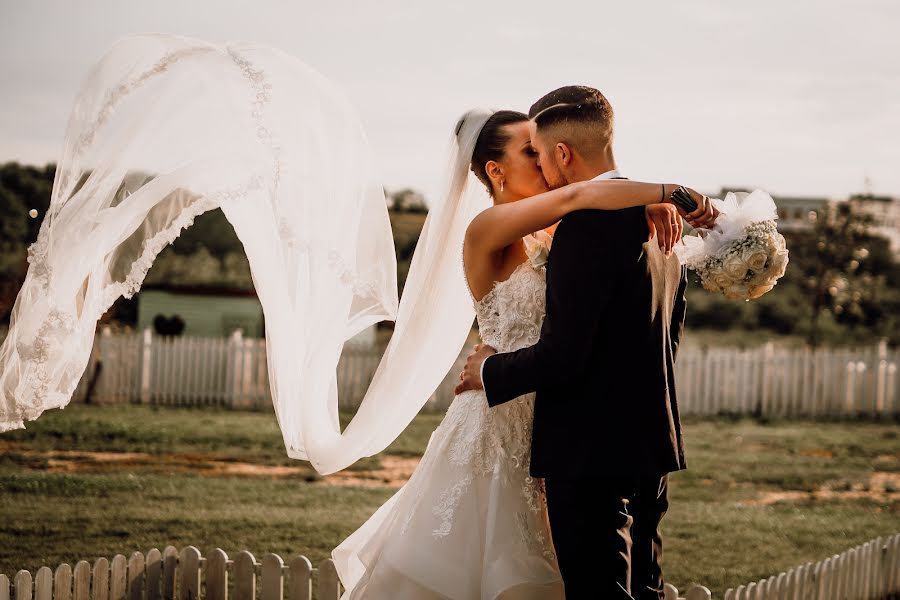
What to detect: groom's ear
<box><xmin>555</xmin><ymin>142</ymin><xmax>573</xmax><ymax>168</ymax></box>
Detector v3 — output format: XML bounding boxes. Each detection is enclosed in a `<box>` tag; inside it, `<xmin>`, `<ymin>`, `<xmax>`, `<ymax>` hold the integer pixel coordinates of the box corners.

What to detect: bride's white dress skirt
<box><xmin>333</xmin><ymin>390</ymin><xmax>563</xmax><ymax>600</ymax></box>
<box><xmin>333</xmin><ymin>260</ymin><xmax>564</xmax><ymax>599</ymax></box>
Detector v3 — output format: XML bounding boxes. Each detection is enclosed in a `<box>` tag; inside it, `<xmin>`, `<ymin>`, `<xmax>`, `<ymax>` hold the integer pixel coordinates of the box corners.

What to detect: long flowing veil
<box><xmin>0</xmin><ymin>33</ymin><xmax>492</xmax><ymax>474</ymax></box>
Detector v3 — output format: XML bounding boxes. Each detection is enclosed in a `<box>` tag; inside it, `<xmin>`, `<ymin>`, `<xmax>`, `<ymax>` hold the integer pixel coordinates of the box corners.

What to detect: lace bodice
<box><xmin>474</xmin><ymin>261</ymin><xmax>546</xmax><ymax>353</ymax></box>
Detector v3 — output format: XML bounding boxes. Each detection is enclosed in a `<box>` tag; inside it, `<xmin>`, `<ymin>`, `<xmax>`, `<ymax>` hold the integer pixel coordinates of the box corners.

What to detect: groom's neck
<box><xmin>568</xmin><ymin>154</ymin><xmax>618</xmax><ymax>183</ymax></box>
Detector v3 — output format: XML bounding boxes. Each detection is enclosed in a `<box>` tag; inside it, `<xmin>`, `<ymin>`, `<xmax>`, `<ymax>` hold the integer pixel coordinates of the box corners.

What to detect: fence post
<box><xmin>229</xmin><ymin>329</ymin><xmax>244</xmax><ymax>408</ymax></box>
<box><xmin>875</xmin><ymin>338</ymin><xmax>888</xmax><ymax>416</ymax></box>
<box><xmin>141</xmin><ymin>329</ymin><xmax>153</xmax><ymax>404</ymax></box>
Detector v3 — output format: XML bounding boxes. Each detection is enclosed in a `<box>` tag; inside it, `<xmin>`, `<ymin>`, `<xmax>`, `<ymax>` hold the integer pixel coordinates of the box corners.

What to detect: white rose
<box><xmin>771</xmin><ymin>250</ymin><xmax>789</xmax><ymax>277</ymax></box>
<box><xmin>723</xmin><ymin>254</ymin><xmax>748</xmax><ymax>280</ymax></box>
<box><xmin>712</xmin><ymin>272</ymin><xmax>733</xmax><ymax>290</ymax></box>
<box><xmin>524</xmin><ymin>236</ymin><xmax>550</xmax><ymax>268</ymax></box>
<box><xmin>744</xmin><ymin>249</ymin><xmax>768</xmax><ymax>272</ymax></box>
<box><xmin>725</xmin><ymin>282</ymin><xmax>751</xmax><ymax>300</ymax></box>
<box><xmin>774</xmin><ymin>234</ymin><xmax>786</xmax><ymax>252</ymax></box>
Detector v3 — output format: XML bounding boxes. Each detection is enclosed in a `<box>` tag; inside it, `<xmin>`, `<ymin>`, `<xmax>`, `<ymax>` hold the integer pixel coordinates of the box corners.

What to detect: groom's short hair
<box><xmin>528</xmin><ymin>86</ymin><xmax>614</xmax><ymax>157</ymax></box>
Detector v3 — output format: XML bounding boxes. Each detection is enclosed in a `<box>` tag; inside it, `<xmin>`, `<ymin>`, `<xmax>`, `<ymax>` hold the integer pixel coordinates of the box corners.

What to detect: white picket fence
<box><xmin>69</xmin><ymin>328</ymin><xmax>899</xmax><ymax>418</ymax></box>
<box><xmin>724</xmin><ymin>533</ymin><xmax>900</xmax><ymax>599</ymax></box>
<box><xmin>4</xmin><ymin>536</ymin><xmax>900</xmax><ymax>600</ymax></box>
<box><xmin>0</xmin><ymin>545</ymin><xmax>712</xmax><ymax>600</ymax></box>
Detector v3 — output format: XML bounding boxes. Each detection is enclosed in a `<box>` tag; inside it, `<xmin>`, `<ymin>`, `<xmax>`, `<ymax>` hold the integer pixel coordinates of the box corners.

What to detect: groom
<box><xmin>457</xmin><ymin>86</ymin><xmax>693</xmax><ymax>599</ymax></box>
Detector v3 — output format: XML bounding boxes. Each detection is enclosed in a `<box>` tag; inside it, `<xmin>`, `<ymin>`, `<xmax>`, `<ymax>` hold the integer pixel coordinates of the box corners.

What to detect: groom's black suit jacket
<box><xmin>483</xmin><ymin>206</ymin><xmax>688</xmax><ymax>481</ymax></box>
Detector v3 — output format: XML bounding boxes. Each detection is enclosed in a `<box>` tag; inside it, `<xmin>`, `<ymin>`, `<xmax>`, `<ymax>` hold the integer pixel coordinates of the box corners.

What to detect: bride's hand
<box><xmin>645</xmin><ymin>204</ymin><xmax>682</xmax><ymax>255</ymax></box>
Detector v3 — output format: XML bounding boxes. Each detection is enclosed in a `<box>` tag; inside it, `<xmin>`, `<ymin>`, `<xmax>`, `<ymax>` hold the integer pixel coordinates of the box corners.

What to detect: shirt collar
<box><xmin>591</xmin><ymin>169</ymin><xmax>623</xmax><ymax>181</ymax></box>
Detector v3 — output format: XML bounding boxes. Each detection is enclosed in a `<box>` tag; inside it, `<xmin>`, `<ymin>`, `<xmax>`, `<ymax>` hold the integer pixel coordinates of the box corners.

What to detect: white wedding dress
<box><xmin>333</xmin><ymin>257</ymin><xmax>566</xmax><ymax>599</ymax></box>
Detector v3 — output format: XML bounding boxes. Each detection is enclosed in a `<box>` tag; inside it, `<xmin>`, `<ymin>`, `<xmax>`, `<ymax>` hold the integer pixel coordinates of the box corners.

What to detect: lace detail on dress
<box><xmin>429</xmin><ymin>247</ymin><xmax>554</xmax><ymax>559</ymax></box>
<box><xmin>432</xmin><ymin>473</ymin><xmax>474</xmax><ymax>538</ymax></box>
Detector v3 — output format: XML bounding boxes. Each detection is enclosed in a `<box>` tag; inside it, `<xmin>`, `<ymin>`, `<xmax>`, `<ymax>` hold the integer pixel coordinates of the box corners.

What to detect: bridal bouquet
<box><xmin>672</xmin><ymin>188</ymin><xmax>789</xmax><ymax>301</ymax></box>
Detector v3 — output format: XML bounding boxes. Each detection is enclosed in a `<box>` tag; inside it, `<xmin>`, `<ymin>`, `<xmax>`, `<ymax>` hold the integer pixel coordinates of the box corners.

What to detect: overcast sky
<box><xmin>1</xmin><ymin>0</ymin><xmax>898</xmax><ymax>202</ymax></box>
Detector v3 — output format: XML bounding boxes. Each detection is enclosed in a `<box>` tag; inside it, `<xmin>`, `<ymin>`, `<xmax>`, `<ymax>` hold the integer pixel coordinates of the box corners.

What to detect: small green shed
<box><xmin>137</xmin><ymin>285</ymin><xmax>264</xmax><ymax>338</ymax></box>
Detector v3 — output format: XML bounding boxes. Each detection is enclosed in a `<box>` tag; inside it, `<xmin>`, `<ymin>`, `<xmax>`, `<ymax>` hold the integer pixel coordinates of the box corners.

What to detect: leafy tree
<box><xmin>792</xmin><ymin>201</ymin><xmax>886</xmax><ymax>346</ymax></box>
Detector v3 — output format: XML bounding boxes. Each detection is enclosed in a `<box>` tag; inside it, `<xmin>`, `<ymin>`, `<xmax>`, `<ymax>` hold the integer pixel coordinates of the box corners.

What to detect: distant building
<box><xmin>136</xmin><ymin>284</ymin><xmax>377</xmax><ymax>345</ymax></box>
<box><xmin>138</xmin><ymin>285</ymin><xmax>265</xmax><ymax>338</ymax></box>
<box><xmin>850</xmin><ymin>194</ymin><xmax>900</xmax><ymax>256</ymax></box>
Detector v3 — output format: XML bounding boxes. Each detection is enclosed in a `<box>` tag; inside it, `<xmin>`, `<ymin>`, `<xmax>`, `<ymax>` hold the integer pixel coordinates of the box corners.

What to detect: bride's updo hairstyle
<box><xmin>458</xmin><ymin>110</ymin><xmax>528</xmax><ymax>197</ymax></box>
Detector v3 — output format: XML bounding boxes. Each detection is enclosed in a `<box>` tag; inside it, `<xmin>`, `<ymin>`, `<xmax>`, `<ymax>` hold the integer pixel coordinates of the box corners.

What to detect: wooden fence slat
<box><xmin>13</xmin><ymin>571</ymin><xmax>32</xmax><ymax>600</ymax></box>
<box><xmin>834</xmin><ymin>551</ymin><xmax>848</xmax><ymax>600</ymax></box>
<box><xmin>287</xmin><ymin>557</ymin><xmax>312</xmax><ymax>600</ymax></box>
<box><xmin>34</xmin><ymin>568</ymin><xmax>52</xmax><ymax>600</ymax></box>
<box><xmin>0</xmin><ymin>575</ymin><xmax>9</xmax><ymax>600</ymax></box>
<box><xmin>773</xmin><ymin>571</ymin><xmax>787</xmax><ymax>600</ymax></box>
<box><xmin>91</xmin><ymin>559</ymin><xmax>109</xmax><ymax>600</ymax></box>
<box><xmin>110</xmin><ymin>556</ymin><xmax>127</xmax><ymax>600</ymax></box>
<box><xmin>316</xmin><ymin>560</ymin><xmax>340</xmax><ymax>600</ymax></box>
<box><xmin>177</xmin><ymin>547</ymin><xmax>200</xmax><ymax>600</ymax></box>
<box><xmin>232</xmin><ymin>552</ymin><xmax>256</xmax><ymax>600</ymax></box>
<box><xmin>260</xmin><ymin>554</ymin><xmax>283</xmax><ymax>600</ymax></box>
<box><xmin>53</xmin><ymin>565</ymin><xmax>72</xmax><ymax>600</ymax></box>
<box><xmin>205</xmin><ymin>550</ymin><xmax>228</xmax><ymax>600</ymax></box>
<box><xmin>663</xmin><ymin>583</ymin><xmax>677</xmax><ymax>600</ymax></box>
<box><xmin>144</xmin><ymin>550</ymin><xmax>162</xmax><ymax>600</ymax></box>
<box><xmin>870</xmin><ymin>536</ymin><xmax>884</xmax><ymax>600</ymax></box>
<box><xmin>685</xmin><ymin>585</ymin><xmax>711</xmax><ymax>600</ymax></box>
<box><xmin>73</xmin><ymin>562</ymin><xmax>90</xmax><ymax>600</ymax></box>
<box><xmin>128</xmin><ymin>553</ymin><xmax>145</xmax><ymax>600</ymax></box>
<box><xmin>861</xmin><ymin>541</ymin><xmax>874</xmax><ymax>599</ymax></box>
<box><xmin>161</xmin><ymin>548</ymin><xmax>177</xmax><ymax>600</ymax></box>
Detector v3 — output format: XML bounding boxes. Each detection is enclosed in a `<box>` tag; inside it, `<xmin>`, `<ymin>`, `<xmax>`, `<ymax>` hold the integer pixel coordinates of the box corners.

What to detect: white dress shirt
<box><xmin>479</xmin><ymin>168</ymin><xmax>623</xmax><ymax>397</ymax></box>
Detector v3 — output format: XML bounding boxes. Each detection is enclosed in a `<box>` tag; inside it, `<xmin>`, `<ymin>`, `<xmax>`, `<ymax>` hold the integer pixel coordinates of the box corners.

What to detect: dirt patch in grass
<box><xmin>0</xmin><ymin>443</ymin><xmax>419</xmax><ymax>489</ymax></box>
<box><xmin>744</xmin><ymin>471</ymin><xmax>900</xmax><ymax>506</ymax></box>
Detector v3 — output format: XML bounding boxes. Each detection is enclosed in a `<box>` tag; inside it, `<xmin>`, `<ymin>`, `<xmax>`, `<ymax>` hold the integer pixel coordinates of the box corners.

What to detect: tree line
<box><xmin>1</xmin><ymin>162</ymin><xmax>898</xmax><ymax>346</ymax></box>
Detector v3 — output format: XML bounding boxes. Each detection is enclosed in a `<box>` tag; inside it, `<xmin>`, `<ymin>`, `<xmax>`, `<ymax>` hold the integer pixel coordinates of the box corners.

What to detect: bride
<box><xmin>0</xmin><ymin>34</ymin><xmax>710</xmax><ymax>599</ymax></box>
<box><xmin>332</xmin><ymin>109</ymin><xmax>707</xmax><ymax>599</ymax></box>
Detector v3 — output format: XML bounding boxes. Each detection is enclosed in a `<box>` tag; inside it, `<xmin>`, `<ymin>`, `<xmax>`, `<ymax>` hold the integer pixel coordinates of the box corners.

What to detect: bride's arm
<box><xmin>466</xmin><ymin>180</ymin><xmax>688</xmax><ymax>254</ymax></box>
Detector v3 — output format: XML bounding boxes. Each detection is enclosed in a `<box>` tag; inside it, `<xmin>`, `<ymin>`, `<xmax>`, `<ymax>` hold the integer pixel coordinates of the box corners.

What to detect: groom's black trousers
<box><xmin>544</xmin><ymin>474</ymin><xmax>668</xmax><ymax>600</ymax></box>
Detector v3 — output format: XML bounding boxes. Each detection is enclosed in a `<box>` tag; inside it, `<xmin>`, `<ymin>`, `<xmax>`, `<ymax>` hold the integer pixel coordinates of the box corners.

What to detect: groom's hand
<box><xmin>454</xmin><ymin>343</ymin><xmax>497</xmax><ymax>395</ymax></box>
<box><xmin>645</xmin><ymin>203</ymin><xmax>682</xmax><ymax>255</ymax></box>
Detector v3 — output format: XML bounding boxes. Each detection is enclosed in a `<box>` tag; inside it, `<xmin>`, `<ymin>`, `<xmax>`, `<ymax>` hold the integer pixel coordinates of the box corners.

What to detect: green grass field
<box><xmin>1</xmin><ymin>404</ymin><xmax>897</xmax><ymax>596</ymax></box>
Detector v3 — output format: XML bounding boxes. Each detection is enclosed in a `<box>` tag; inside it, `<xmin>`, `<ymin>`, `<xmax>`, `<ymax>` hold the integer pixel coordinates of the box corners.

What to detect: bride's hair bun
<box><xmin>467</xmin><ymin>110</ymin><xmax>527</xmax><ymax>197</ymax></box>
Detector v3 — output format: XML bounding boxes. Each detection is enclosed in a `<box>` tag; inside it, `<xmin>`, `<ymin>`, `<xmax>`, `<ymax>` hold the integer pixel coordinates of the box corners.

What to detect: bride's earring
<box><xmin>500</xmin><ymin>180</ymin><xmax>505</xmax><ymax>193</ymax></box>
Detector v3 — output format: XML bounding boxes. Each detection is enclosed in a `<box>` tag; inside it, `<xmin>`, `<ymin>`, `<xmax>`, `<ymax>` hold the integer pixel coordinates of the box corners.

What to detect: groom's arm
<box><xmin>482</xmin><ymin>210</ymin><xmax>624</xmax><ymax>407</ymax></box>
